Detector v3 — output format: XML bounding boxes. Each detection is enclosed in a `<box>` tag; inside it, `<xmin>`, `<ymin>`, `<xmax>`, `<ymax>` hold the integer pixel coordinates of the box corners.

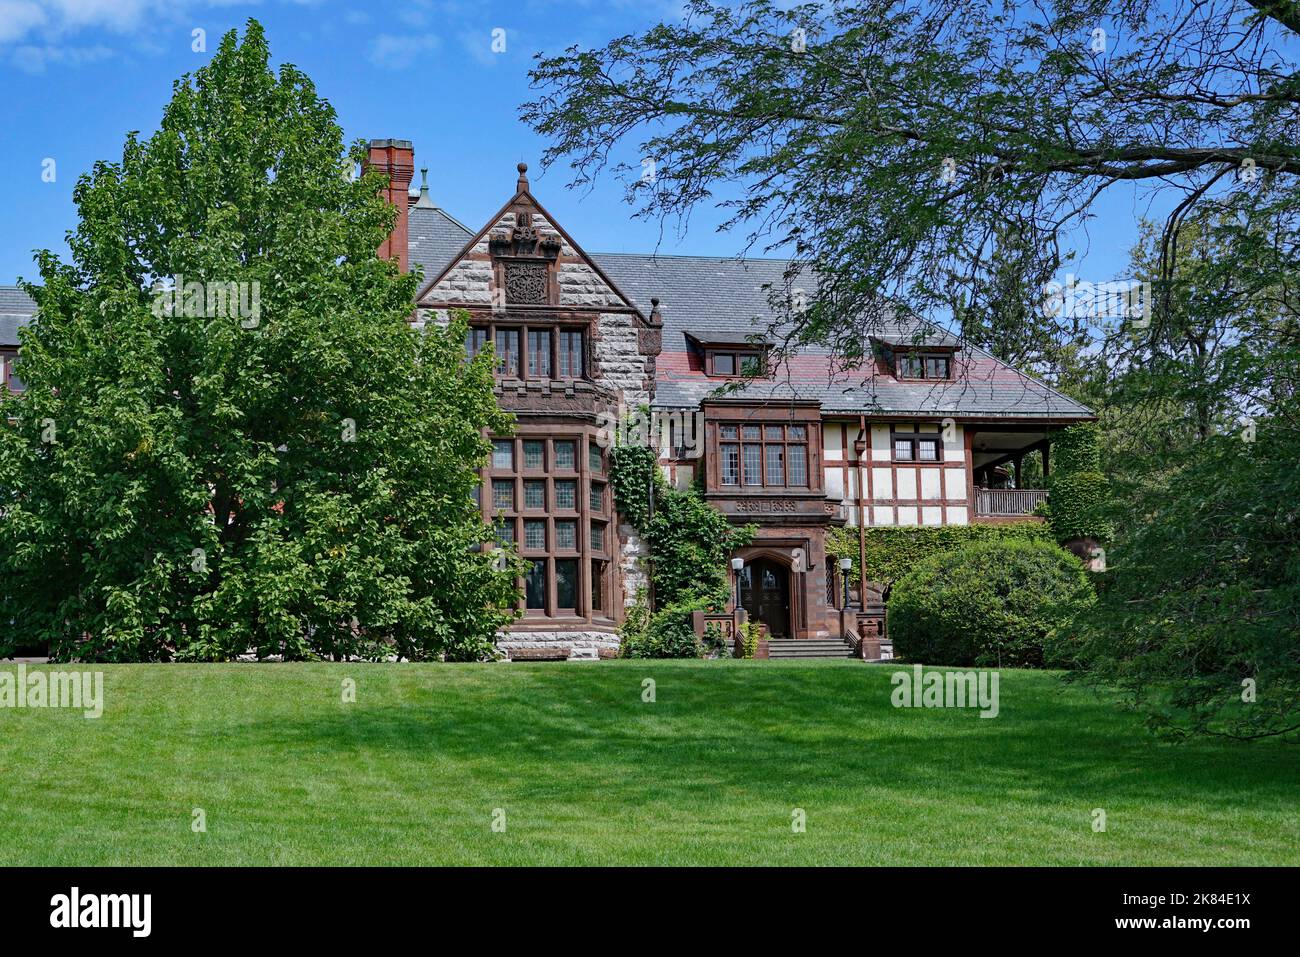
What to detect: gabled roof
<box><xmin>0</xmin><ymin>285</ymin><xmax>36</xmax><ymax>347</ymax></box>
<box><xmin>297</xmin><ymin>180</ymin><xmax>1102</xmax><ymax>420</ymax></box>
<box><xmin>408</xmin><ymin>202</ymin><xmax>474</xmax><ymax>283</ymax></box>
<box><xmin>415</xmin><ymin>167</ymin><xmax>645</xmax><ymax>321</ymax></box>
<box><xmin>1</xmin><ymin>169</ymin><xmax>1094</xmax><ymax>422</ymax></box>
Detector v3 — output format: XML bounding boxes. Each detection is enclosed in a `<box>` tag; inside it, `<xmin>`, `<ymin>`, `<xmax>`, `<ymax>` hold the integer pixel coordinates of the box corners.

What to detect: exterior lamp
<box><xmin>839</xmin><ymin>556</ymin><xmax>853</xmax><ymax>639</ymax></box>
<box><xmin>730</xmin><ymin>557</ymin><xmax>744</xmax><ymax>621</ymax></box>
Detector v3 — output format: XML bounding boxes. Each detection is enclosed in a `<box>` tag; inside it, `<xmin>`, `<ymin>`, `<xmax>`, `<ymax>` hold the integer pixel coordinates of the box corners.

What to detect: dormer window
<box><xmin>896</xmin><ymin>351</ymin><xmax>952</xmax><ymax>380</ymax></box>
<box><xmin>708</xmin><ymin>349</ymin><xmax>765</xmax><ymax>377</ymax></box>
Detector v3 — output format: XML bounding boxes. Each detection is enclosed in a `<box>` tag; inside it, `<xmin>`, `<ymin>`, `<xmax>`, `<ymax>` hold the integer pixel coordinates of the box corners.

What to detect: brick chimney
<box><xmin>366</xmin><ymin>138</ymin><xmax>415</xmax><ymax>272</ymax></box>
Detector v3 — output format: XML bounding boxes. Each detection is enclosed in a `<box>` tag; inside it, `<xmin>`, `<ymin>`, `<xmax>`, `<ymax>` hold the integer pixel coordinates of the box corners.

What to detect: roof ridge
<box><xmin>413</xmin><ymin>204</ymin><xmax>473</xmax><ymax>235</ymax></box>
<box><xmin>592</xmin><ymin>250</ymin><xmax>791</xmax><ymax>264</ymax></box>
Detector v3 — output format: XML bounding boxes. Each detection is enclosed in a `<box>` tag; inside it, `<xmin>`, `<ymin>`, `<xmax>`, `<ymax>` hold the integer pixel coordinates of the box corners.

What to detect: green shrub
<box><xmin>827</xmin><ymin>523</ymin><xmax>1053</xmax><ymax>587</ymax></box>
<box><xmin>702</xmin><ymin>622</ymin><xmax>731</xmax><ymax>659</ymax></box>
<box><xmin>1047</xmin><ymin>424</ymin><xmax>1112</xmax><ymax>542</ymax></box>
<box><xmin>610</xmin><ymin>436</ymin><xmax>753</xmax><ymax>658</ymax></box>
<box><xmin>619</xmin><ymin>594</ymin><xmax>705</xmax><ymax>659</ymax></box>
<box><xmin>889</xmin><ymin>538</ymin><xmax>1096</xmax><ymax>667</ymax></box>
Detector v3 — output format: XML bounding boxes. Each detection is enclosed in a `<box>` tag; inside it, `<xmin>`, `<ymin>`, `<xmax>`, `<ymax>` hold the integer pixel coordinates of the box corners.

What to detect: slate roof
<box><xmin>591</xmin><ymin>252</ymin><xmax>1092</xmax><ymax>420</ymax></box>
<box><xmin>408</xmin><ymin>201</ymin><xmax>475</xmax><ymax>285</ymax></box>
<box><xmin>0</xmin><ymin>199</ymin><xmax>1093</xmax><ymax>421</ymax></box>
<box><xmin>0</xmin><ymin>285</ymin><xmax>36</xmax><ymax>347</ymax></box>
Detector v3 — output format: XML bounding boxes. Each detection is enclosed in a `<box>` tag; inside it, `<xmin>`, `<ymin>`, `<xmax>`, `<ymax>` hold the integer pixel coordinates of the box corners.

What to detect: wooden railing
<box><xmin>974</xmin><ymin>487</ymin><xmax>1048</xmax><ymax>516</ymax></box>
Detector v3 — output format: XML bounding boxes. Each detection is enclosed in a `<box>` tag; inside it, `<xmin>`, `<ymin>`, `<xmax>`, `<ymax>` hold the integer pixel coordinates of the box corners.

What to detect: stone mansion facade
<box><xmin>0</xmin><ymin>139</ymin><xmax>1094</xmax><ymax>657</ymax></box>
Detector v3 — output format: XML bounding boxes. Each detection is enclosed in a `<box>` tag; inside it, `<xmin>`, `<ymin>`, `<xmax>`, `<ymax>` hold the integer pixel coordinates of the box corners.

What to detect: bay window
<box><xmin>718</xmin><ymin>422</ymin><xmax>811</xmax><ymax>488</ymax></box>
<box><xmin>484</xmin><ymin>433</ymin><xmax>613</xmax><ymax>621</ymax></box>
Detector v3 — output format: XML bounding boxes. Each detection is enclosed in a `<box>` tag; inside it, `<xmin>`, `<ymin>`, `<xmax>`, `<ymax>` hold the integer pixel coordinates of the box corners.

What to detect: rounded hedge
<box><xmin>888</xmin><ymin>538</ymin><xmax>1095</xmax><ymax>667</ymax></box>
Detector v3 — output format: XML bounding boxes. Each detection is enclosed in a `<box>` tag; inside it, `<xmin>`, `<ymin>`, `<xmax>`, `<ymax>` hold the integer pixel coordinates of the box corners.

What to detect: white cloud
<box><xmin>43</xmin><ymin>0</ymin><xmax>159</xmax><ymax>32</ymax></box>
<box><xmin>0</xmin><ymin>0</ymin><xmax>241</xmax><ymax>71</ymax></box>
<box><xmin>0</xmin><ymin>1</ymin><xmax>47</xmax><ymax>44</ymax></box>
<box><xmin>366</xmin><ymin>33</ymin><xmax>440</xmax><ymax>70</ymax></box>
<box><xmin>10</xmin><ymin>41</ymin><xmax>113</xmax><ymax>75</ymax></box>
<box><xmin>1</xmin><ymin>0</ymin><xmax>168</xmax><ymax>44</ymax></box>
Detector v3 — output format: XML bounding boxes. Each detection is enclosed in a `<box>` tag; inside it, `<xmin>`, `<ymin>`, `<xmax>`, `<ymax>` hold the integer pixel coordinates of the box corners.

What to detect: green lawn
<box><xmin>0</xmin><ymin>660</ymin><xmax>1295</xmax><ymax>865</ymax></box>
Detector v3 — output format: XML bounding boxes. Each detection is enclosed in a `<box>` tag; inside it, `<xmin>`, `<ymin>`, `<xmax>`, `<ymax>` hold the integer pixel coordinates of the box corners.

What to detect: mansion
<box><xmin>0</xmin><ymin>139</ymin><xmax>1094</xmax><ymax>657</ymax></box>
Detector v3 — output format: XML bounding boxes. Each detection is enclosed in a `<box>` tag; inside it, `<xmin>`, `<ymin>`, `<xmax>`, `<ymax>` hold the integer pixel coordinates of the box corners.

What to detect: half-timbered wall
<box><xmin>823</xmin><ymin>420</ymin><xmax>973</xmax><ymax>527</ymax></box>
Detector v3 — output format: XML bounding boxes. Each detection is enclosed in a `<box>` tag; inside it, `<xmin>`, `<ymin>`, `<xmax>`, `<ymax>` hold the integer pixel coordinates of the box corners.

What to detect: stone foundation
<box><xmin>496</xmin><ymin>630</ymin><xmax>620</xmax><ymax>661</ymax></box>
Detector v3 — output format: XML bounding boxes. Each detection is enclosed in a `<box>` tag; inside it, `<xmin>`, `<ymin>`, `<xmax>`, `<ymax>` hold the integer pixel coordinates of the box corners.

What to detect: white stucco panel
<box><xmin>896</xmin><ymin>468</ymin><xmax>918</xmax><ymax>501</ymax></box>
<box><xmin>872</xmin><ymin>467</ymin><xmax>893</xmax><ymax>500</ymax></box>
<box><xmin>945</xmin><ymin>467</ymin><xmax>968</xmax><ymax>501</ymax></box>
<box><xmin>871</xmin><ymin>425</ymin><xmax>891</xmax><ymax>462</ymax></box>
<box><xmin>920</xmin><ymin>468</ymin><xmax>942</xmax><ymax>500</ymax></box>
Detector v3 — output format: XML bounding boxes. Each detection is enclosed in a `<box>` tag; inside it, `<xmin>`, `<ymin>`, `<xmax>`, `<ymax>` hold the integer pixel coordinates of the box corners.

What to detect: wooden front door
<box><xmin>740</xmin><ymin>558</ymin><xmax>791</xmax><ymax>638</ymax></box>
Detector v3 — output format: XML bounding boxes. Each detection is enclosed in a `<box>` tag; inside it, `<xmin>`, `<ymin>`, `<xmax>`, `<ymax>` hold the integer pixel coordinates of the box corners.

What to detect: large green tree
<box><xmin>523</xmin><ymin>0</ymin><xmax>1300</xmax><ymax>359</ymax></box>
<box><xmin>1059</xmin><ymin>211</ymin><xmax>1300</xmax><ymax>740</ymax></box>
<box><xmin>0</xmin><ymin>22</ymin><xmax>520</xmax><ymax>662</ymax></box>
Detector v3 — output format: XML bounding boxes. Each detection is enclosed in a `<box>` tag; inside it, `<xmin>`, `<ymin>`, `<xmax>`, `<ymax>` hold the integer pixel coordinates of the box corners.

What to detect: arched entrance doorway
<box><xmin>739</xmin><ymin>558</ymin><xmax>791</xmax><ymax>638</ymax></box>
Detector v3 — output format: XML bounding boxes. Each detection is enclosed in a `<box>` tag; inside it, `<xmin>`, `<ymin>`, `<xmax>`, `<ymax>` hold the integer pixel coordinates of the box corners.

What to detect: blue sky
<box><xmin>0</xmin><ymin>0</ymin><xmax>1147</xmax><ymax>290</ymax></box>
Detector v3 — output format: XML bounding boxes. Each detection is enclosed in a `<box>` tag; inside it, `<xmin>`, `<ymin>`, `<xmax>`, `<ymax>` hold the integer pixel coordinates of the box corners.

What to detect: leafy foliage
<box><xmin>738</xmin><ymin>619</ymin><xmax>762</xmax><ymax>659</ymax></box>
<box><xmin>523</xmin><ymin>0</ymin><xmax>1300</xmax><ymax>363</ymax></box>
<box><xmin>610</xmin><ymin>443</ymin><xmax>753</xmax><ymax>610</ymax></box>
<box><xmin>1060</xmin><ymin>207</ymin><xmax>1300</xmax><ymax>739</ymax></box>
<box><xmin>609</xmin><ymin>441</ymin><xmax>753</xmax><ymax>658</ymax></box>
<box><xmin>1061</xmin><ymin>427</ymin><xmax>1300</xmax><ymax>740</ymax></box>
<box><xmin>609</xmin><ymin>443</ymin><xmax>657</xmax><ymax>529</ymax></box>
<box><xmin>0</xmin><ymin>22</ymin><xmax>520</xmax><ymax>662</ymax></box>
<box><xmin>618</xmin><ymin>592</ymin><xmax>706</xmax><ymax>659</ymax></box>
<box><xmin>827</xmin><ymin>522</ymin><xmax>1053</xmax><ymax>588</ymax></box>
<box><xmin>890</xmin><ymin>539</ymin><xmax>1096</xmax><ymax>668</ymax></box>
<box><xmin>1046</xmin><ymin>424</ymin><xmax>1112</xmax><ymax>542</ymax></box>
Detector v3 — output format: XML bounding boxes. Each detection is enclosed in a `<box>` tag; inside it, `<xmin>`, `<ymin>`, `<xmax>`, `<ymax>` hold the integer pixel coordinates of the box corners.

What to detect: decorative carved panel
<box><xmin>505</xmin><ymin>261</ymin><xmax>550</xmax><ymax>305</ymax></box>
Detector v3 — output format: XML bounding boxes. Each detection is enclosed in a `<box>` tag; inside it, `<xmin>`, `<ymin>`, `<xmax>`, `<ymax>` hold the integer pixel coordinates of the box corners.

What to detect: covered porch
<box><xmin>969</xmin><ymin>426</ymin><xmax>1053</xmax><ymax>519</ymax></box>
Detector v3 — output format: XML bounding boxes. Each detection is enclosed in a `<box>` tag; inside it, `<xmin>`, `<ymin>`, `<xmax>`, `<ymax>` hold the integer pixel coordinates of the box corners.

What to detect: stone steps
<box><xmin>766</xmin><ymin>639</ymin><xmax>856</xmax><ymax>659</ymax></box>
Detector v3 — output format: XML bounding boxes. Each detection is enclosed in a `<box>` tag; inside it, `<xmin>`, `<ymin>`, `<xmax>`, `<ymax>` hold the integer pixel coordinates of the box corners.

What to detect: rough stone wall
<box><xmin>595</xmin><ymin>312</ymin><xmax>654</xmax><ymax>410</ymax></box>
<box><xmin>617</xmin><ymin>520</ymin><xmax>649</xmax><ymax>615</ymax></box>
<box><xmin>428</xmin><ymin>238</ymin><xmax>492</xmax><ymax>304</ymax></box>
<box><xmin>496</xmin><ymin>631</ymin><xmax>620</xmax><ymax>658</ymax></box>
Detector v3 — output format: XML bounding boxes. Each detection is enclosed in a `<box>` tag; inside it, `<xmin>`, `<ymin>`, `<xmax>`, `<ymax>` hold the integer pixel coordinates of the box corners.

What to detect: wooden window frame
<box><xmin>472</xmin><ymin>323</ymin><xmax>587</xmax><ymax>382</ymax></box>
<box><xmin>481</xmin><ymin>431</ymin><xmax>613</xmax><ymax>622</ymax></box>
<box><xmin>0</xmin><ymin>352</ymin><xmax>23</xmax><ymax>395</ymax></box>
<box><xmin>890</xmin><ymin>430</ymin><xmax>944</xmax><ymax>464</ymax></box>
<box><xmin>715</xmin><ymin>421</ymin><xmax>811</xmax><ymax>489</ymax></box>
<box><xmin>893</xmin><ymin>349</ymin><xmax>954</xmax><ymax>382</ymax></box>
<box><xmin>707</xmin><ymin>349</ymin><xmax>766</xmax><ymax>378</ymax></box>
